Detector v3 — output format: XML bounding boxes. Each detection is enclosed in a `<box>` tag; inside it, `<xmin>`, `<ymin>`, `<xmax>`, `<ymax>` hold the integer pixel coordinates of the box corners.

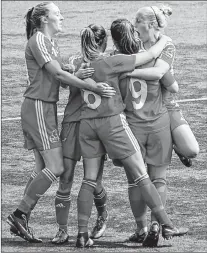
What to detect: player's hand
<box><xmin>63</xmin><ymin>64</ymin><xmax>75</xmax><ymax>73</ymax></box>
<box><xmin>75</xmin><ymin>65</ymin><xmax>95</xmax><ymax>79</ymax></box>
<box><xmin>85</xmin><ymin>78</ymin><xmax>116</xmax><ymax>97</ymax></box>
<box><xmin>159</xmin><ymin>34</ymin><xmax>172</xmax><ymax>42</ymax></box>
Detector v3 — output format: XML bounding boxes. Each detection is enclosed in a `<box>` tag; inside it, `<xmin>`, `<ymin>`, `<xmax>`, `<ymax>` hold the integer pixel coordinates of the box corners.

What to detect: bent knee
<box><xmin>186</xmin><ymin>144</ymin><xmax>199</xmax><ymax>158</ymax></box>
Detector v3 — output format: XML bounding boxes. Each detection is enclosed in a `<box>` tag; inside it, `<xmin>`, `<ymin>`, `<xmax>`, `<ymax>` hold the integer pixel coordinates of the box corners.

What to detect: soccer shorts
<box><xmin>129</xmin><ymin>124</ymin><xmax>173</xmax><ymax>166</ymax></box>
<box><xmin>79</xmin><ymin>113</ymin><xmax>140</xmax><ymax>160</ymax></box>
<box><xmin>169</xmin><ymin>109</ymin><xmax>188</xmax><ymax>131</ymax></box>
<box><xmin>60</xmin><ymin>121</ymin><xmax>81</xmax><ymax>161</ymax></box>
<box><xmin>21</xmin><ymin>98</ymin><xmax>62</xmax><ymax>151</ymax></box>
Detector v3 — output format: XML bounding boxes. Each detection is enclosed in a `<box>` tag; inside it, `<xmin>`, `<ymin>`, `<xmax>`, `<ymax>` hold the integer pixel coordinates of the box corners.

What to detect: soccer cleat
<box><xmin>90</xmin><ymin>211</ymin><xmax>108</xmax><ymax>239</ymax></box>
<box><xmin>162</xmin><ymin>225</ymin><xmax>188</xmax><ymax>240</ymax></box>
<box><xmin>7</xmin><ymin>213</ymin><xmax>42</xmax><ymax>243</ymax></box>
<box><xmin>128</xmin><ymin>230</ymin><xmax>147</xmax><ymax>243</ymax></box>
<box><xmin>178</xmin><ymin>156</ymin><xmax>192</xmax><ymax>167</ymax></box>
<box><xmin>76</xmin><ymin>232</ymin><xmax>94</xmax><ymax>248</ymax></box>
<box><xmin>175</xmin><ymin>151</ymin><xmax>192</xmax><ymax>167</ymax></box>
<box><xmin>51</xmin><ymin>229</ymin><xmax>69</xmax><ymax>244</ymax></box>
<box><xmin>143</xmin><ymin>222</ymin><xmax>160</xmax><ymax>247</ymax></box>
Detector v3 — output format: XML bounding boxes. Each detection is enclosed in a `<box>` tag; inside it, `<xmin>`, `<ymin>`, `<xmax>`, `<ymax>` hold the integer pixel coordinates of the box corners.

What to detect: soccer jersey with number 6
<box><xmin>80</xmin><ymin>54</ymin><xmax>136</xmax><ymax>119</ymax></box>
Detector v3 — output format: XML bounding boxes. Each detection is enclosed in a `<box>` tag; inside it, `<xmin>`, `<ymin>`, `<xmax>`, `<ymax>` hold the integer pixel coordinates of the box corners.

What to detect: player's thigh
<box><xmin>122</xmin><ymin>151</ymin><xmax>147</xmax><ymax>183</ymax></box>
<box><xmin>99</xmin><ymin>114</ymin><xmax>140</xmax><ymax>160</ymax></box>
<box><xmin>83</xmin><ymin>157</ymin><xmax>103</xmax><ymax>181</ymax></box>
<box><xmin>61</xmin><ymin>122</ymin><xmax>81</xmax><ymax>161</ymax></box>
<box><xmin>33</xmin><ymin>149</ymin><xmax>45</xmax><ymax>173</ymax></box>
<box><xmin>79</xmin><ymin>119</ymin><xmax>106</xmax><ymax>159</ymax></box>
<box><xmin>146</xmin><ymin>127</ymin><xmax>173</xmax><ymax>166</ymax></box>
<box><xmin>172</xmin><ymin>124</ymin><xmax>199</xmax><ymax>158</ymax></box>
<box><xmin>40</xmin><ymin>146</ymin><xmax>64</xmax><ymax>176</ymax></box>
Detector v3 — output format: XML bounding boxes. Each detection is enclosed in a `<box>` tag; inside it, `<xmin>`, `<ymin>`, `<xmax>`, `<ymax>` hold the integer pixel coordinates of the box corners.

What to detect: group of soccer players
<box><xmin>7</xmin><ymin>1</ymin><xmax>199</xmax><ymax>248</ymax></box>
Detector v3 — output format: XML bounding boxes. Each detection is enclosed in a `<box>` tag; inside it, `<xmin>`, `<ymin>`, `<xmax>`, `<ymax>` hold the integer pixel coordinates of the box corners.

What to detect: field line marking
<box><xmin>2</xmin><ymin>97</ymin><xmax>207</xmax><ymax>122</ymax></box>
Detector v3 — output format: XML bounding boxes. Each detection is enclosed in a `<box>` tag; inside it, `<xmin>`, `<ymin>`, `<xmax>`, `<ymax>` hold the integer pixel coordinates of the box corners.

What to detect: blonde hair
<box><xmin>136</xmin><ymin>5</ymin><xmax>172</xmax><ymax>29</ymax></box>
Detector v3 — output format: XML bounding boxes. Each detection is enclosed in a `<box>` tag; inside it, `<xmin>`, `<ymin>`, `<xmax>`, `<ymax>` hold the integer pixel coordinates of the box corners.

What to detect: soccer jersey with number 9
<box><xmin>120</xmin><ymin>41</ymin><xmax>176</xmax><ymax>133</ymax></box>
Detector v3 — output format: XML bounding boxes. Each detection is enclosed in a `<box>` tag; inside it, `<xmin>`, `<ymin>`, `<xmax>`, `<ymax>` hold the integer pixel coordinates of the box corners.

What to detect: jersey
<box><xmin>24</xmin><ymin>31</ymin><xmax>62</xmax><ymax>102</ymax></box>
<box><xmin>120</xmin><ymin>41</ymin><xmax>176</xmax><ymax>132</ymax></box>
<box><xmin>80</xmin><ymin>54</ymin><xmax>136</xmax><ymax>119</ymax></box>
<box><xmin>62</xmin><ymin>55</ymin><xmax>84</xmax><ymax>123</ymax></box>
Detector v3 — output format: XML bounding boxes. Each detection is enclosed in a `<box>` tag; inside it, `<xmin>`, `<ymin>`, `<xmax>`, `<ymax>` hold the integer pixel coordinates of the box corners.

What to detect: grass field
<box><xmin>1</xmin><ymin>1</ymin><xmax>207</xmax><ymax>252</ymax></box>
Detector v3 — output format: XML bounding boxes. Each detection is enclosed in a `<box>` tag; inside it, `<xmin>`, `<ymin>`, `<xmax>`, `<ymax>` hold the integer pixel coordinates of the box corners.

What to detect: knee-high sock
<box><xmin>23</xmin><ymin>171</ymin><xmax>38</xmax><ymax>195</ymax></box>
<box><xmin>135</xmin><ymin>175</ymin><xmax>173</xmax><ymax>228</ymax></box>
<box><xmin>128</xmin><ymin>184</ymin><xmax>147</xmax><ymax>234</ymax></box>
<box><xmin>23</xmin><ymin>171</ymin><xmax>38</xmax><ymax>220</ymax></box>
<box><xmin>94</xmin><ymin>188</ymin><xmax>107</xmax><ymax>218</ymax></box>
<box><xmin>151</xmin><ymin>178</ymin><xmax>167</xmax><ymax>224</ymax></box>
<box><xmin>77</xmin><ymin>178</ymin><xmax>96</xmax><ymax>233</ymax></box>
<box><xmin>18</xmin><ymin>168</ymin><xmax>57</xmax><ymax>214</ymax></box>
<box><xmin>55</xmin><ymin>191</ymin><xmax>71</xmax><ymax>232</ymax></box>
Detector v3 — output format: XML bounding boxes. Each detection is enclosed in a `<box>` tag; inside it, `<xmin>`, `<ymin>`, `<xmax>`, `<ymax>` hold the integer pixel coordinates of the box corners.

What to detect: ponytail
<box><xmin>25</xmin><ymin>7</ymin><xmax>36</xmax><ymax>40</ymax></box>
<box><xmin>81</xmin><ymin>24</ymin><xmax>107</xmax><ymax>62</ymax></box>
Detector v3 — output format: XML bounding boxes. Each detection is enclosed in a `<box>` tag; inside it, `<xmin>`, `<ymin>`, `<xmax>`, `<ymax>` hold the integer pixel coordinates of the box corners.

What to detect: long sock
<box><xmin>55</xmin><ymin>191</ymin><xmax>71</xmax><ymax>232</ymax></box>
<box><xmin>151</xmin><ymin>178</ymin><xmax>167</xmax><ymax>224</ymax></box>
<box><xmin>17</xmin><ymin>168</ymin><xmax>57</xmax><ymax>214</ymax></box>
<box><xmin>94</xmin><ymin>188</ymin><xmax>107</xmax><ymax>218</ymax></box>
<box><xmin>137</xmin><ymin>176</ymin><xmax>173</xmax><ymax>228</ymax></box>
<box><xmin>23</xmin><ymin>171</ymin><xmax>38</xmax><ymax>220</ymax></box>
<box><xmin>128</xmin><ymin>185</ymin><xmax>147</xmax><ymax>234</ymax></box>
<box><xmin>77</xmin><ymin>178</ymin><xmax>96</xmax><ymax>233</ymax></box>
<box><xmin>23</xmin><ymin>171</ymin><xmax>38</xmax><ymax>195</ymax></box>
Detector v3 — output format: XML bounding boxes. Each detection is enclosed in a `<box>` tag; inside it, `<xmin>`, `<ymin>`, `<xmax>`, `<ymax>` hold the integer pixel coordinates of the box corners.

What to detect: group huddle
<box><xmin>7</xmin><ymin>1</ymin><xmax>199</xmax><ymax>248</ymax></box>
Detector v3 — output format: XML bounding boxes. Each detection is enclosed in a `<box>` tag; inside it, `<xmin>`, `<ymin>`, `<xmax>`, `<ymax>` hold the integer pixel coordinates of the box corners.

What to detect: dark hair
<box><xmin>80</xmin><ymin>24</ymin><xmax>107</xmax><ymax>62</ymax></box>
<box><xmin>110</xmin><ymin>18</ymin><xmax>139</xmax><ymax>55</ymax></box>
<box><xmin>25</xmin><ymin>2</ymin><xmax>52</xmax><ymax>40</ymax></box>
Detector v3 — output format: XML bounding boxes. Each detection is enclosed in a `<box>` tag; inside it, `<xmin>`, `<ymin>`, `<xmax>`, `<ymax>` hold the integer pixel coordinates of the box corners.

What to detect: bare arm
<box><xmin>134</xmin><ymin>35</ymin><xmax>172</xmax><ymax>67</ymax></box>
<box><xmin>160</xmin><ymin>70</ymin><xmax>179</xmax><ymax>93</ymax></box>
<box><xmin>128</xmin><ymin>58</ymin><xmax>170</xmax><ymax>80</ymax></box>
<box><xmin>44</xmin><ymin>60</ymin><xmax>115</xmax><ymax>97</ymax></box>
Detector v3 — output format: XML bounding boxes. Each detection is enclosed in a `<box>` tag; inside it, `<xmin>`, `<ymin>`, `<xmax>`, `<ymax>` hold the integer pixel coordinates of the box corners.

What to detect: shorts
<box><xmin>129</xmin><ymin>124</ymin><xmax>173</xmax><ymax>166</ymax></box>
<box><xmin>169</xmin><ymin>109</ymin><xmax>188</xmax><ymax>131</ymax></box>
<box><xmin>60</xmin><ymin>121</ymin><xmax>81</xmax><ymax>161</ymax></box>
<box><xmin>21</xmin><ymin>98</ymin><xmax>62</xmax><ymax>151</ymax></box>
<box><xmin>79</xmin><ymin>113</ymin><xmax>140</xmax><ymax>160</ymax></box>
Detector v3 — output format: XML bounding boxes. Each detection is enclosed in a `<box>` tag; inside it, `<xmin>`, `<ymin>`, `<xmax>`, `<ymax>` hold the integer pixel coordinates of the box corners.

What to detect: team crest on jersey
<box><xmin>49</xmin><ymin>129</ymin><xmax>60</xmax><ymax>143</ymax></box>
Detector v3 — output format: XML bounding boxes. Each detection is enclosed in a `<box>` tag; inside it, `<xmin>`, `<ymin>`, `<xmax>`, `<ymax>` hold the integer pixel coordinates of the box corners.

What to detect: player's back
<box><xmin>80</xmin><ymin>54</ymin><xmax>136</xmax><ymax>119</ymax></box>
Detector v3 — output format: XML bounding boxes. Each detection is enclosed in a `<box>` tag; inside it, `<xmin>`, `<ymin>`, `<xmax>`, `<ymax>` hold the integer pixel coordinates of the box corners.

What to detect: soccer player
<box><xmin>136</xmin><ymin>6</ymin><xmax>199</xmax><ymax>169</ymax></box>
<box><xmin>112</xmin><ymin>6</ymin><xmax>191</xmax><ymax>247</ymax></box>
<box><xmin>75</xmin><ymin>23</ymin><xmax>187</xmax><ymax>248</ymax></box>
<box><xmin>6</xmin><ymin>2</ymin><xmax>115</xmax><ymax>243</ymax></box>
<box><xmin>52</xmin><ymin>57</ymin><xmax>108</xmax><ymax>244</ymax></box>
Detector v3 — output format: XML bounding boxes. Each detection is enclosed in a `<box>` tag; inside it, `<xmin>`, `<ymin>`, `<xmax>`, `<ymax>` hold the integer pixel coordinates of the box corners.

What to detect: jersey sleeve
<box><xmin>30</xmin><ymin>33</ymin><xmax>54</xmax><ymax>68</ymax></box>
<box><xmin>106</xmin><ymin>54</ymin><xmax>136</xmax><ymax>74</ymax></box>
<box><xmin>159</xmin><ymin>42</ymin><xmax>176</xmax><ymax>67</ymax></box>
